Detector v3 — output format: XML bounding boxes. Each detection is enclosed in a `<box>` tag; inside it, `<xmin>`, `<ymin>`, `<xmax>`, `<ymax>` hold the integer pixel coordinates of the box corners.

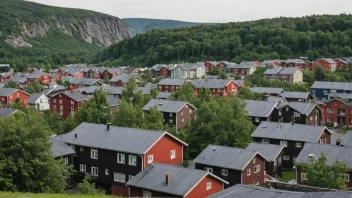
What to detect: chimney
<box><xmin>336</xmin><ymin>139</ymin><xmax>341</xmax><ymax>146</ymax></box>
<box><xmin>74</xmin><ymin>134</ymin><xmax>77</xmax><ymax>138</ymax></box>
<box><xmin>107</xmin><ymin>123</ymin><xmax>111</xmax><ymax>130</ymax></box>
<box><xmin>166</xmin><ymin>173</ymin><xmax>171</xmax><ymax>185</ymax></box>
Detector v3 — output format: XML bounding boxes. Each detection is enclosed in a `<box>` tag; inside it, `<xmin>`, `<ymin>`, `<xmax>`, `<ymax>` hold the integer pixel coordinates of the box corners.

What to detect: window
<box><xmin>310</xmin><ymin>116</ymin><xmax>313</xmax><ymax>121</ymax></box>
<box><xmin>253</xmin><ymin>158</ymin><xmax>256</xmax><ymax>164</ymax></box>
<box><xmin>255</xmin><ymin>117</ymin><xmax>260</xmax><ymax>123</ymax></box>
<box><xmin>148</xmin><ymin>155</ymin><xmax>153</xmax><ymax>164</ymax></box>
<box><xmin>278</xmin><ymin>110</ymin><xmax>282</xmax><ymax>116</ymax></box>
<box><xmin>283</xmin><ymin>155</ymin><xmax>290</xmax><ymax>161</ymax></box>
<box><xmin>143</xmin><ymin>191</ymin><xmax>151</xmax><ymax>198</ymax></box>
<box><xmin>80</xmin><ymin>147</ymin><xmax>84</xmax><ymax>152</ymax></box>
<box><xmin>182</xmin><ymin>118</ymin><xmax>184</xmax><ymax>123</ymax></box>
<box><xmin>128</xmin><ymin>155</ymin><xmax>137</xmax><ymax>166</ymax></box>
<box><xmin>204</xmin><ymin>167</ymin><xmax>213</xmax><ymax>173</ymax></box>
<box><xmin>286</xmin><ymin>107</ymin><xmax>289</xmax><ymax>111</ymax></box>
<box><xmin>294</xmin><ymin>112</ymin><xmax>301</xmax><ymax>117</ymax></box>
<box><xmin>91</xmin><ymin>149</ymin><xmax>98</xmax><ymax>159</ymax></box>
<box><xmin>71</xmin><ymin>106</ymin><xmax>74</xmax><ymax>110</ymax></box>
<box><xmin>169</xmin><ymin>113</ymin><xmax>173</xmax><ymax>117</ymax></box>
<box><xmin>117</xmin><ymin>153</ymin><xmax>125</xmax><ymax>164</ymax></box>
<box><xmin>129</xmin><ymin>175</ymin><xmax>134</xmax><ymax>181</ymax></box>
<box><xmin>247</xmin><ymin>168</ymin><xmax>251</xmax><ymax>176</ymax></box>
<box><xmin>274</xmin><ymin>159</ymin><xmax>277</xmax><ymax>166</ymax></box>
<box><xmin>262</xmin><ymin>139</ymin><xmax>269</xmax><ymax>144</ymax></box>
<box><xmin>114</xmin><ymin>173</ymin><xmax>126</xmax><ymax>183</ymax></box>
<box><xmin>319</xmin><ymin>139</ymin><xmax>324</xmax><ymax>144</ymax></box>
<box><xmin>60</xmin><ymin>105</ymin><xmax>63</xmax><ymax>110</ymax></box>
<box><xmin>80</xmin><ymin>164</ymin><xmax>86</xmax><ymax>172</ymax></box>
<box><xmin>301</xmin><ymin>173</ymin><xmax>307</xmax><ymax>180</ymax></box>
<box><xmin>71</xmin><ymin>100</ymin><xmax>74</xmax><ymax>105</ymax></box>
<box><xmin>278</xmin><ymin>157</ymin><xmax>282</xmax><ymax>165</ymax></box>
<box><xmin>221</xmin><ymin>169</ymin><xmax>228</xmax><ymax>176</ymax></box>
<box><xmin>170</xmin><ymin>150</ymin><xmax>176</xmax><ymax>159</ymax></box>
<box><xmin>59</xmin><ymin>100</ymin><xmax>62</xmax><ymax>104</ymax></box>
<box><xmin>254</xmin><ymin>164</ymin><xmax>260</xmax><ymax>173</ymax></box>
<box><xmin>105</xmin><ymin>169</ymin><xmax>109</xmax><ymax>175</ymax></box>
<box><xmin>328</xmin><ymin>117</ymin><xmax>334</xmax><ymax>122</ymax></box>
<box><xmin>65</xmin><ymin>157</ymin><xmax>69</xmax><ymax>165</ymax></box>
<box><xmin>345</xmin><ymin>173</ymin><xmax>350</xmax><ymax>182</ymax></box>
<box><xmin>296</xmin><ymin>142</ymin><xmax>302</xmax><ymax>148</ymax></box>
<box><xmin>71</xmin><ymin>111</ymin><xmax>74</xmax><ymax>117</ymax></box>
<box><xmin>206</xmin><ymin>182</ymin><xmax>212</xmax><ymax>190</ymax></box>
<box><xmin>181</xmin><ymin>112</ymin><xmax>184</xmax><ymax>116</ymax></box>
<box><xmin>53</xmin><ymin>105</ymin><xmax>56</xmax><ymax>110</ymax></box>
<box><xmin>327</xmin><ymin>108</ymin><xmax>334</xmax><ymax>113</ymax></box>
<box><xmin>189</xmin><ymin>109</ymin><xmax>192</xmax><ymax>114</ymax></box>
<box><xmin>91</xmin><ymin>167</ymin><xmax>98</xmax><ymax>176</ymax></box>
<box><xmin>280</xmin><ymin>140</ymin><xmax>288</xmax><ymax>147</ymax></box>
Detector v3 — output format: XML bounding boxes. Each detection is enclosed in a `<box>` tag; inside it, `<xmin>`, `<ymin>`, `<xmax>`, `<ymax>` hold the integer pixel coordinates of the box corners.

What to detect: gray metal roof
<box><xmin>322</xmin><ymin>58</ymin><xmax>336</xmax><ymax>64</ymax></box>
<box><xmin>280</xmin><ymin>92</ymin><xmax>311</xmax><ymax>99</ymax></box>
<box><xmin>180</xmin><ymin>63</ymin><xmax>204</xmax><ymax>70</ymax></box>
<box><xmin>0</xmin><ymin>83</ymin><xmax>4</xmax><ymax>88</ymax></box>
<box><xmin>109</xmin><ymin>74</ymin><xmax>139</xmax><ymax>83</ymax></box>
<box><xmin>193</xmin><ymin>144</ymin><xmax>261</xmax><ymax>170</ymax></box>
<box><xmin>50</xmin><ymin>136</ymin><xmax>76</xmax><ymax>158</ymax></box>
<box><xmin>335</xmin><ymin>58</ymin><xmax>348</xmax><ymax>64</ymax></box>
<box><xmin>158</xmin><ymin>79</ymin><xmax>186</xmax><ymax>86</ymax></box>
<box><xmin>8</xmin><ymin>74</ymin><xmax>26</xmax><ymax>83</ymax></box>
<box><xmin>26</xmin><ymin>71</ymin><xmax>47</xmax><ymax>79</ymax></box>
<box><xmin>81</xmin><ymin>86</ymin><xmax>125</xmax><ymax>95</ymax></box>
<box><xmin>0</xmin><ymin>108</ymin><xmax>17</xmax><ymax>117</ymax></box>
<box><xmin>70</xmin><ymin>78</ymin><xmax>101</xmax><ymax>86</ymax></box>
<box><xmin>341</xmin><ymin>131</ymin><xmax>352</xmax><ymax>147</ymax></box>
<box><xmin>157</xmin><ymin>92</ymin><xmax>172</xmax><ymax>99</ymax></box>
<box><xmin>240</xmin><ymin>61</ymin><xmax>258</xmax><ymax>65</ymax></box>
<box><xmin>234</xmin><ymin>80</ymin><xmax>245</xmax><ymax>87</ymax></box>
<box><xmin>227</xmin><ymin>64</ymin><xmax>253</xmax><ymax>69</ymax></box>
<box><xmin>57</xmin><ymin>92</ymin><xmax>90</xmax><ymax>102</ymax></box>
<box><xmin>244</xmin><ymin>100</ymin><xmax>277</xmax><ymax>118</ymax></box>
<box><xmin>60</xmin><ymin>122</ymin><xmax>186</xmax><ymax>154</ymax></box>
<box><xmin>249</xmin><ymin>87</ymin><xmax>284</xmax><ymax>95</ymax></box>
<box><xmin>288</xmin><ymin>102</ymin><xmax>316</xmax><ymax>116</ymax></box>
<box><xmin>246</xmin><ymin>143</ymin><xmax>284</xmax><ymax>161</ymax></box>
<box><xmin>329</xmin><ymin>93</ymin><xmax>352</xmax><ymax>100</ymax></box>
<box><xmin>28</xmin><ymin>93</ymin><xmax>45</xmax><ymax>104</ymax></box>
<box><xmin>127</xmin><ymin>163</ymin><xmax>216</xmax><ymax>196</ymax></box>
<box><xmin>296</xmin><ymin>143</ymin><xmax>352</xmax><ymax>169</ymax></box>
<box><xmin>0</xmin><ymin>88</ymin><xmax>19</xmax><ymax>97</ymax></box>
<box><xmin>267</xmin><ymin>96</ymin><xmax>286</xmax><ymax>103</ymax></box>
<box><xmin>264</xmin><ymin>67</ymin><xmax>283</xmax><ymax>75</ymax></box>
<box><xmin>311</xmin><ymin>81</ymin><xmax>352</xmax><ymax>91</ymax></box>
<box><xmin>191</xmin><ymin>79</ymin><xmax>232</xmax><ymax>89</ymax></box>
<box><xmin>279</xmin><ymin>68</ymin><xmax>300</xmax><ymax>75</ymax></box>
<box><xmin>285</xmin><ymin>59</ymin><xmax>306</xmax><ymax>64</ymax></box>
<box><xmin>106</xmin><ymin>95</ymin><xmax>121</xmax><ymax>107</ymax></box>
<box><xmin>43</xmin><ymin>85</ymin><xmax>67</xmax><ymax>96</ymax></box>
<box><xmin>208</xmin><ymin>184</ymin><xmax>352</xmax><ymax>198</ymax></box>
<box><xmin>134</xmin><ymin>83</ymin><xmax>157</xmax><ymax>95</ymax></box>
<box><xmin>251</xmin><ymin>121</ymin><xmax>329</xmax><ymax>143</ymax></box>
<box><xmin>142</xmin><ymin>99</ymin><xmax>194</xmax><ymax>113</ymax></box>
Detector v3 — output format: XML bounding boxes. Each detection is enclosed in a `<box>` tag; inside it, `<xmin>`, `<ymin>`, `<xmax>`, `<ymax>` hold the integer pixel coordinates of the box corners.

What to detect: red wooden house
<box><xmin>313</xmin><ymin>58</ymin><xmax>337</xmax><ymax>72</ymax></box>
<box><xmin>127</xmin><ymin>163</ymin><xmax>227</xmax><ymax>198</ymax></box>
<box><xmin>101</xmin><ymin>68</ymin><xmax>122</xmax><ymax>80</ymax></box>
<box><xmin>0</xmin><ymin>72</ymin><xmax>14</xmax><ymax>83</ymax></box>
<box><xmin>49</xmin><ymin>91</ymin><xmax>90</xmax><ymax>120</ymax></box>
<box><xmin>191</xmin><ymin>79</ymin><xmax>239</xmax><ymax>98</ymax></box>
<box><xmin>0</xmin><ymin>88</ymin><xmax>29</xmax><ymax>108</ymax></box>
<box><xmin>318</xmin><ymin>98</ymin><xmax>352</xmax><ymax>127</ymax></box>
<box><xmin>204</xmin><ymin>61</ymin><xmax>219</xmax><ymax>71</ymax></box>
<box><xmin>157</xmin><ymin>79</ymin><xmax>186</xmax><ymax>93</ymax></box>
<box><xmin>26</xmin><ymin>72</ymin><xmax>51</xmax><ymax>85</ymax></box>
<box><xmin>110</xmin><ymin>75</ymin><xmax>140</xmax><ymax>87</ymax></box>
<box><xmin>334</xmin><ymin>58</ymin><xmax>349</xmax><ymax>69</ymax></box>
<box><xmin>216</xmin><ymin>61</ymin><xmax>232</xmax><ymax>71</ymax></box>
<box><xmin>62</xmin><ymin>68</ymin><xmax>84</xmax><ymax>78</ymax></box>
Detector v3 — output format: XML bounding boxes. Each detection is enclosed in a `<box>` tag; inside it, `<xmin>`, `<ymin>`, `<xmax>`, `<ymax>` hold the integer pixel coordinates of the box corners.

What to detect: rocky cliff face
<box><xmin>6</xmin><ymin>15</ymin><xmax>132</xmax><ymax>48</ymax></box>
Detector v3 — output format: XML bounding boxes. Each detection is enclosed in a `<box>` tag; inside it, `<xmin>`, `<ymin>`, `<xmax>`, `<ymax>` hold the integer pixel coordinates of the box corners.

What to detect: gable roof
<box><xmin>249</xmin><ymin>87</ymin><xmax>283</xmax><ymax>95</ymax></box>
<box><xmin>278</xmin><ymin>68</ymin><xmax>300</xmax><ymax>75</ymax></box>
<box><xmin>267</xmin><ymin>96</ymin><xmax>286</xmax><ymax>103</ymax></box>
<box><xmin>180</xmin><ymin>63</ymin><xmax>204</xmax><ymax>70</ymax></box>
<box><xmin>311</xmin><ymin>81</ymin><xmax>352</xmax><ymax>91</ymax></box>
<box><xmin>109</xmin><ymin>74</ymin><xmax>140</xmax><ymax>83</ymax></box>
<box><xmin>50</xmin><ymin>136</ymin><xmax>76</xmax><ymax>158</ymax></box>
<box><xmin>335</xmin><ymin>58</ymin><xmax>348</xmax><ymax>64</ymax></box>
<box><xmin>251</xmin><ymin>121</ymin><xmax>330</xmax><ymax>143</ymax></box>
<box><xmin>158</xmin><ymin>79</ymin><xmax>186</xmax><ymax>86</ymax></box>
<box><xmin>264</xmin><ymin>67</ymin><xmax>283</xmax><ymax>75</ymax></box>
<box><xmin>106</xmin><ymin>95</ymin><xmax>121</xmax><ymax>107</ymax></box>
<box><xmin>28</xmin><ymin>93</ymin><xmax>46</xmax><ymax>104</ymax></box>
<box><xmin>50</xmin><ymin>91</ymin><xmax>90</xmax><ymax>102</ymax></box>
<box><xmin>341</xmin><ymin>131</ymin><xmax>352</xmax><ymax>147</ymax></box>
<box><xmin>127</xmin><ymin>163</ymin><xmax>227</xmax><ymax>196</ymax></box>
<box><xmin>157</xmin><ymin>92</ymin><xmax>172</xmax><ymax>99</ymax></box>
<box><xmin>208</xmin><ymin>184</ymin><xmax>352</xmax><ymax>198</ymax></box>
<box><xmin>280</xmin><ymin>92</ymin><xmax>311</xmax><ymax>99</ymax></box>
<box><xmin>246</xmin><ymin>143</ymin><xmax>284</xmax><ymax>162</ymax></box>
<box><xmin>328</xmin><ymin>92</ymin><xmax>352</xmax><ymax>100</ymax></box>
<box><xmin>322</xmin><ymin>58</ymin><xmax>336</xmax><ymax>64</ymax></box>
<box><xmin>287</xmin><ymin>102</ymin><xmax>317</xmax><ymax>116</ymax></box>
<box><xmin>26</xmin><ymin>71</ymin><xmax>47</xmax><ymax>79</ymax></box>
<box><xmin>190</xmin><ymin>79</ymin><xmax>232</xmax><ymax>89</ymax></box>
<box><xmin>43</xmin><ymin>85</ymin><xmax>67</xmax><ymax>96</ymax></box>
<box><xmin>0</xmin><ymin>88</ymin><xmax>18</xmax><ymax>97</ymax></box>
<box><xmin>81</xmin><ymin>86</ymin><xmax>125</xmax><ymax>95</ymax></box>
<box><xmin>142</xmin><ymin>99</ymin><xmax>195</xmax><ymax>113</ymax></box>
<box><xmin>296</xmin><ymin>143</ymin><xmax>352</xmax><ymax>169</ymax></box>
<box><xmin>0</xmin><ymin>108</ymin><xmax>17</xmax><ymax>117</ymax></box>
<box><xmin>134</xmin><ymin>83</ymin><xmax>157</xmax><ymax>95</ymax></box>
<box><xmin>60</xmin><ymin>122</ymin><xmax>187</xmax><ymax>154</ymax></box>
<box><xmin>70</xmin><ymin>78</ymin><xmax>102</xmax><ymax>86</ymax></box>
<box><xmin>193</xmin><ymin>144</ymin><xmax>267</xmax><ymax>171</ymax></box>
<box><xmin>244</xmin><ymin>100</ymin><xmax>277</xmax><ymax>118</ymax></box>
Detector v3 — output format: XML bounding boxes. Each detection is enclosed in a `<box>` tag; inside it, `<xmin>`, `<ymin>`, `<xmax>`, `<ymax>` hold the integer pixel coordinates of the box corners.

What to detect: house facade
<box><xmin>244</xmin><ymin>100</ymin><xmax>277</xmax><ymax>126</ymax></box>
<box><xmin>334</xmin><ymin>58</ymin><xmax>349</xmax><ymax>69</ymax></box>
<box><xmin>60</xmin><ymin>123</ymin><xmax>187</xmax><ymax>196</ymax></box>
<box><xmin>157</xmin><ymin>79</ymin><xmax>186</xmax><ymax>93</ymax></box>
<box><xmin>26</xmin><ymin>72</ymin><xmax>51</xmax><ymax>85</ymax></box>
<box><xmin>0</xmin><ymin>88</ymin><xmax>29</xmax><ymax>108</ymax></box>
<box><xmin>280</xmin><ymin>92</ymin><xmax>314</xmax><ymax>103</ymax></box>
<box><xmin>318</xmin><ymin>98</ymin><xmax>352</xmax><ymax>127</ymax></box>
<box><xmin>264</xmin><ymin>67</ymin><xmax>303</xmax><ymax>83</ymax></box>
<box><xmin>191</xmin><ymin>79</ymin><xmax>239</xmax><ymax>99</ymax></box>
<box><xmin>28</xmin><ymin>93</ymin><xmax>50</xmax><ymax>110</ymax></box>
<box><xmin>226</xmin><ymin>64</ymin><xmax>256</xmax><ymax>78</ymax></box>
<box><xmin>170</xmin><ymin>63</ymin><xmax>205</xmax><ymax>79</ymax></box>
<box><xmin>313</xmin><ymin>58</ymin><xmax>337</xmax><ymax>71</ymax></box>
<box><xmin>310</xmin><ymin>81</ymin><xmax>352</xmax><ymax>100</ymax></box>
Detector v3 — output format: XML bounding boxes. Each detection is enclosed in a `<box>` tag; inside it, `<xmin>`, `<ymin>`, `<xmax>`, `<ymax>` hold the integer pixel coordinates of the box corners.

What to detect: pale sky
<box><xmin>27</xmin><ymin>0</ymin><xmax>352</xmax><ymax>23</ymax></box>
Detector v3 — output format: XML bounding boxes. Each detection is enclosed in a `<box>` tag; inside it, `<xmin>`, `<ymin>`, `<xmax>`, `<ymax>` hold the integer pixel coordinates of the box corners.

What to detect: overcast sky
<box><xmin>27</xmin><ymin>0</ymin><xmax>351</xmax><ymax>23</ymax></box>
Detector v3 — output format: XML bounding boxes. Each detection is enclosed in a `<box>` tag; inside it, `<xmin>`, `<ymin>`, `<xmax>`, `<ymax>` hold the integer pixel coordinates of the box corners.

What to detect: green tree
<box><xmin>150</xmin><ymin>88</ymin><xmax>158</xmax><ymax>99</ymax></box>
<box><xmin>121</xmin><ymin>78</ymin><xmax>137</xmax><ymax>101</ymax></box>
<box><xmin>144</xmin><ymin>106</ymin><xmax>164</xmax><ymax>130</ymax></box>
<box><xmin>314</xmin><ymin>65</ymin><xmax>327</xmax><ymax>81</ymax></box>
<box><xmin>0</xmin><ymin>112</ymin><xmax>72</xmax><ymax>193</ymax></box>
<box><xmin>103</xmin><ymin>76</ymin><xmax>110</xmax><ymax>84</ymax></box>
<box><xmin>300</xmin><ymin>153</ymin><xmax>348</xmax><ymax>190</ymax></box>
<box><xmin>174</xmin><ymin>82</ymin><xmax>195</xmax><ymax>103</ymax></box>
<box><xmin>238</xmin><ymin>87</ymin><xmax>254</xmax><ymax>99</ymax></box>
<box><xmin>141</xmin><ymin>70</ymin><xmax>153</xmax><ymax>86</ymax></box>
<box><xmin>112</xmin><ymin>101</ymin><xmax>145</xmax><ymax>128</ymax></box>
<box><xmin>43</xmin><ymin>111</ymin><xmax>64</xmax><ymax>135</ymax></box>
<box><xmin>4</xmin><ymin>81</ymin><xmax>18</xmax><ymax>89</ymax></box>
<box><xmin>77</xmin><ymin>175</ymin><xmax>105</xmax><ymax>195</ymax></box>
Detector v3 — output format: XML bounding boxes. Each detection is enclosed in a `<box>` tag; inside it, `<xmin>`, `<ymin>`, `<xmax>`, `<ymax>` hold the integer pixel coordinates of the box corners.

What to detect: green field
<box><xmin>0</xmin><ymin>192</ymin><xmax>114</xmax><ymax>198</ymax></box>
<box><xmin>281</xmin><ymin>170</ymin><xmax>296</xmax><ymax>182</ymax></box>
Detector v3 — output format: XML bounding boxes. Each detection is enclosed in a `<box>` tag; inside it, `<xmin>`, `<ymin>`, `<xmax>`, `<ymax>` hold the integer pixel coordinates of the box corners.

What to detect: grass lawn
<box><xmin>337</xmin><ymin>127</ymin><xmax>352</xmax><ymax>134</ymax></box>
<box><xmin>0</xmin><ymin>192</ymin><xmax>115</xmax><ymax>198</ymax></box>
<box><xmin>280</xmin><ymin>169</ymin><xmax>296</xmax><ymax>182</ymax></box>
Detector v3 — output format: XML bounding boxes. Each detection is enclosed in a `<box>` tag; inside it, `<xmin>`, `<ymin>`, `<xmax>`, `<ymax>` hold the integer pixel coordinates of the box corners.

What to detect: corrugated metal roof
<box><xmin>267</xmin><ymin>96</ymin><xmax>286</xmax><ymax>103</ymax></box>
<box><xmin>249</xmin><ymin>87</ymin><xmax>283</xmax><ymax>95</ymax></box>
<box><xmin>0</xmin><ymin>88</ymin><xmax>18</xmax><ymax>97</ymax></box>
<box><xmin>264</xmin><ymin>67</ymin><xmax>283</xmax><ymax>75</ymax></box>
<box><xmin>0</xmin><ymin>108</ymin><xmax>17</xmax><ymax>117</ymax></box>
<box><xmin>26</xmin><ymin>71</ymin><xmax>46</xmax><ymax>79</ymax></box>
<box><xmin>288</xmin><ymin>102</ymin><xmax>316</xmax><ymax>116</ymax></box>
<box><xmin>234</xmin><ymin>80</ymin><xmax>245</xmax><ymax>87</ymax></box>
<box><xmin>341</xmin><ymin>131</ymin><xmax>352</xmax><ymax>147</ymax></box>
<box><xmin>311</xmin><ymin>81</ymin><xmax>352</xmax><ymax>91</ymax></box>
<box><xmin>28</xmin><ymin>93</ymin><xmax>45</xmax><ymax>104</ymax></box>
<box><xmin>81</xmin><ymin>86</ymin><xmax>125</xmax><ymax>95</ymax></box>
<box><xmin>127</xmin><ymin>163</ymin><xmax>224</xmax><ymax>196</ymax></box>
<box><xmin>109</xmin><ymin>74</ymin><xmax>140</xmax><ymax>83</ymax></box>
<box><xmin>106</xmin><ymin>95</ymin><xmax>120</xmax><ymax>107</ymax></box>
<box><xmin>280</xmin><ymin>92</ymin><xmax>310</xmax><ymax>99</ymax></box>
<box><xmin>191</xmin><ymin>79</ymin><xmax>232</xmax><ymax>89</ymax></box>
<box><xmin>134</xmin><ymin>83</ymin><xmax>157</xmax><ymax>95</ymax></box>
<box><xmin>70</xmin><ymin>78</ymin><xmax>101</xmax><ymax>86</ymax></box>
<box><xmin>50</xmin><ymin>136</ymin><xmax>76</xmax><ymax>158</ymax></box>
<box><xmin>193</xmin><ymin>144</ymin><xmax>258</xmax><ymax>170</ymax></box>
<box><xmin>329</xmin><ymin>93</ymin><xmax>352</xmax><ymax>100</ymax></box>
<box><xmin>244</xmin><ymin>100</ymin><xmax>277</xmax><ymax>118</ymax></box>
<box><xmin>246</xmin><ymin>143</ymin><xmax>284</xmax><ymax>161</ymax></box>
<box><xmin>158</xmin><ymin>79</ymin><xmax>186</xmax><ymax>86</ymax></box>
<box><xmin>322</xmin><ymin>58</ymin><xmax>336</xmax><ymax>64</ymax></box>
<box><xmin>208</xmin><ymin>184</ymin><xmax>352</xmax><ymax>198</ymax></box>
<box><xmin>59</xmin><ymin>92</ymin><xmax>90</xmax><ymax>102</ymax></box>
<box><xmin>251</xmin><ymin>121</ymin><xmax>328</xmax><ymax>143</ymax></box>
<box><xmin>142</xmin><ymin>99</ymin><xmax>192</xmax><ymax>113</ymax></box>
<box><xmin>60</xmin><ymin>122</ymin><xmax>167</xmax><ymax>154</ymax></box>
<box><xmin>278</xmin><ymin>68</ymin><xmax>300</xmax><ymax>75</ymax></box>
<box><xmin>296</xmin><ymin>143</ymin><xmax>352</xmax><ymax>169</ymax></box>
<box><xmin>181</xmin><ymin>63</ymin><xmax>204</xmax><ymax>70</ymax></box>
<box><xmin>157</xmin><ymin>92</ymin><xmax>172</xmax><ymax>99</ymax></box>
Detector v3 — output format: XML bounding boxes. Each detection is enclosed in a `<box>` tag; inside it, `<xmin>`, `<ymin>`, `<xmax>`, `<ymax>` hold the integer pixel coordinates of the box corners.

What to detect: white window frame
<box><xmin>117</xmin><ymin>153</ymin><xmax>125</xmax><ymax>164</ymax></box>
<box><xmin>262</xmin><ymin>139</ymin><xmax>269</xmax><ymax>144</ymax></box>
<box><xmin>280</xmin><ymin>140</ymin><xmax>288</xmax><ymax>147</ymax></box>
<box><xmin>105</xmin><ymin>169</ymin><xmax>109</xmax><ymax>175</ymax></box>
<box><xmin>294</xmin><ymin>111</ymin><xmax>301</xmax><ymax>117</ymax></box>
<box><xmin>91</xmin><ymin>167</ymin><xmax>98</xmax><ymax>177</ymax></box>
<box><xmin>283</xmin><ymin>155</ymin><xmax>290</xmax><ymax>161</ymax></box>
<box><xmin>114</xmin><ymin>172</ymin><xmax>126</xmax><ymax>183</ymax></box>
<box><xmin>205</xmin><ymin>167</ymin><xmax>213</xmax><ymax>173</ymax></box>
<box><xmin>148</xmin><ymin>155</ymin><xmax>153</xmax><ymax>164</ymax></box>
<box><xmin>301</xmin><ymin>172</ymin><xmax>307</xmax><ymax>180</ymax></box>
<box><xmin>254</xmin><ymin>164</ymin><xmax>260</xmax><ymax>173</ymax></box>
<box><xmin>64</xmin><ymin>157</ymin><xmax>69</xmax><ymax>165</ymax></box>
<box><xmin>247</xmin><ymin>168</ymin><xmax>251</xmax><ymax>176</ymax></box>
<box><xmin>71</xmin><ymin>100</ymin><xmax>74</xmax><ymax>105</ymax></box>
<box><xmin>170</xmin><ymin>150</ymin><xmax>176</xmax><ymax>159</ymax></box>
<box><xmin>206</xmin><ymin>182</ymin><xmax>212</xmax><ymax>190</ymax></box>
<box><xmin>255</xmin><ymin>117</ymin><xmax>260</xmax><ymax>123</ymax></box>
<box><xmin>91</xmin><ymin>149</ymin><xmax>98</xmax><ymax>159</ymax></box>
<box><xmin>143</xmin><ymin>191</ymin><xmax>151</xmax><ymax>198</ymax></box>
<box><xmin>327</xmin><ymin>108</ymin><xmax>334</xmax><ymax>113</ymax></box>
<box><xmin>181</xmin><ymin>112</ymin><xmax>184</xmax><ymax>116</ymax></box>
<box><xmin>345</xmin><ymin>173</ymin><xmax>350</xmax><ymax>182</ymax></box>
<box><xmin>128</xmin><ymin>155</ymin><xmax>137</xmax><ymax>166</ymax></box>
<box><xmin>53</xmin><ymin>99</ymin><xmax>57</xmax><ymax>103</ymax></box>
<box><xmin>253</xmin><ymin>158</ymin><xmax>256</xmax><ymax>164</ymax></box>
<box><xmin>80</xmin><ymin>164</ymin><xmax>86</xmax><ymax>172</ymax></box>
<box><xmin>221</xmin><ymin>169</ymin><xmax>228</xmax><ymax>176</ymax></box>
<box><xmin>80</xmin><ymin>147</ymin><xmax>84</xmax><ymax>152</ymax></box>
<box><xmin>182</xmin><ymin>118</ymin><xmax>184</xmax><ymax>123</ymax></box>
<box><xmin>296</xmin><ymin>142</ymin><xmax>302</xmax><ymax>148</ymax></box>
<box><xmin>71</xmin><ymin>106</ymin><xmax>74</xmax><ymax>111</ymax></box>
<box><xmin>129</xmin><ymin>175</ymin><xmax>134</xmax><ymax>181</ymax></box>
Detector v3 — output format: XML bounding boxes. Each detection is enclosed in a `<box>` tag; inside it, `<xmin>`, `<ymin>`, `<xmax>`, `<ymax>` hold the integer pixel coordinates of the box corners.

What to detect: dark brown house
<box><xmin>246</xmin><ymin>143</ymin><xmax>284</xmax><ymax>179</ymax></box>
<box><xmin>251</xmin><ymin>121</ymin><xmax>332</xmax><ymax>169</ymax></box>
<box><xmin>142</xmin><ymin>99</ymin><xmax>196</xmax><ymax>129</ymax></box>
<box><xmin>193</xmin><ymin>145</ymin><xmax>268</xmax><ymax>188</ymax></box>
<box><xmin>244</xmin><ymin>100</ymin><xmax>278</xmax><ymax>126</ymax></box>
<box><xmin>280</xmin><ymin>92</ymin><xmax>314</xmax><ymax>103</ymax></box>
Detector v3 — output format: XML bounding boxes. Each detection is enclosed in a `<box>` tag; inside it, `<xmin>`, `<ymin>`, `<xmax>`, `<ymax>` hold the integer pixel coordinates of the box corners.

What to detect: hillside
<box><xmin>95</xmin><ymin>14</ymin><xmax>352</xmax><ymax>67</ymax></box>
<box><xmin>0</xmin><ymin>0</ymin><xmax>132</xmax><ymax>71</ymax></box>
<box><xmin>123</xmin><ymin>18</ymin><xmax>210</xmax><ymax>35</ymax></box>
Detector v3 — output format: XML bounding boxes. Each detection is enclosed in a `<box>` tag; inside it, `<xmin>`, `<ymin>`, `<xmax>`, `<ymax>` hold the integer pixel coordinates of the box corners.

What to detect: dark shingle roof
<box><xmin>193</xmin><ymin>144</ymin><xmax>265</xmax><ymax>170</ymax></box>
<box><xmin>0</xmin><ymin>108</ymin><xmax>17</xmax><ymax>117</ymax></box>
<box><xmin>50</xmin><ymin>136</ymin><xmax>76</xmax><ymax>158</ymax></box>
<box><xmin>280</xmin><ymin>92</ymin><xmax>311</xmax><ymax>99</ymax></box>
<box><xmin>0</xmin><ymin>88</ymin><xmax>18</xmax><ymax>96</ymax></box>
<box><xmin>142</xmin><ymin>99</ymin><xmax>194</xmax><ymax>113</ymax></box>
<box><xmin>158</xmin><ymin>79</ymin><xmax>186</xmax><ymax>86</ymax></box>
<box><xmin>249</xmin><ymin>87</ymin><xmax>283</xmax><ymax>95</ymax></box>
<box><xmin>311</xmin><ymin>81</ymin><xmax>352</xmax><ymax>91</ymax></box>
<box><xmin>251</xmin><ymin>121</ymin><xmax>330</xmax><ymax>143</ymax></box>
<box><xmin>190</xmin><ymin>79</ymin><xmax>232</xmax><ymax>89</ymax></box>
<box><xmin>246</xmin><ymin>143</ymin><xmax>284</xmax><ymax>161</ymax></box>
<box><xmin>244</xmin><ymin>100</ymin><xmax>277</xmax><ymax>118</ymax></box>
<box><xmin>296</xmin><ymin>143</ymin><xmax>352</xmax><ymax>169</ymax></box>
<box><xmin>288</xmin><ymin>102</ymin><xmax>316</xmax><ymax>116</ymax></box>
<box><xmin>60</xmin><ymin>122</ymin><xmax>187</xmax><ymax>154</ymax></box>
<box><xmin>28</xmin><ymin>93</ymin><xmax>45</xmax><ymax>104</ymax></box>
<box><xmin>127</xmin><ymin>163</ymin><xmax>226</xmax><ymax>196</ymax></box>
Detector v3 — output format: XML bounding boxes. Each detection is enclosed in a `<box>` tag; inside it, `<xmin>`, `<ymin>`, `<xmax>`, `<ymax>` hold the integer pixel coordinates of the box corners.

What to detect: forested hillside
<box><xmin>0</xmin><ymin>0</ymin><xmax>131</xmax><ymax>72</ymax></box>
<box><xmin>95</xmin><ymin>14</ymin><xmax>352</xmax><ymax>66</ymax></box>
<box><xmin>123</xmin><ymin>18</ymin><xmax>210</xmax><ymax>35</ymax></box>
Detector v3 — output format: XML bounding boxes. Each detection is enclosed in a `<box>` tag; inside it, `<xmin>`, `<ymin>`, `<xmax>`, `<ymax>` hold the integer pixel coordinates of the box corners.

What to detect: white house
<box><xmin>28</xmin><ymin>93</ymin><xmax>49</xmax><ymax>110</ymax></box>
<box><xmin>170</xmin><ymin>63</ymin><xmax>205</xmax><ymax>79</ymax></box>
